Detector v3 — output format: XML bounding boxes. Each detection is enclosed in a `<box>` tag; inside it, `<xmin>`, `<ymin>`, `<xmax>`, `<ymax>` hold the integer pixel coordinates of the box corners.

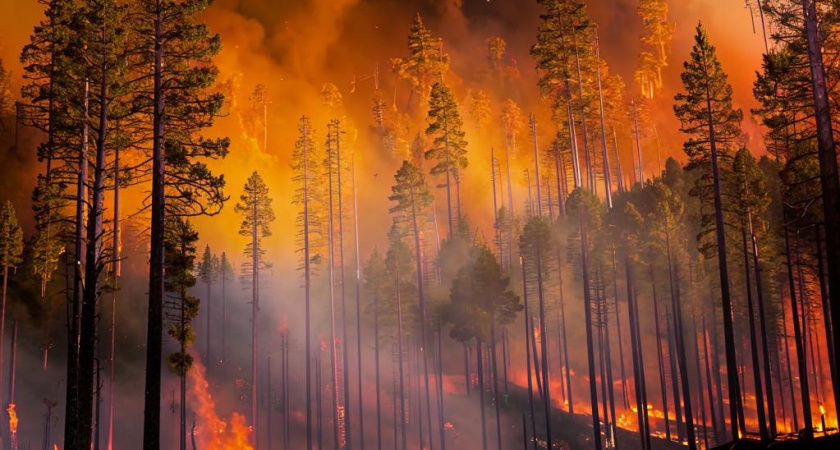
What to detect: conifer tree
<box><xmin>291</xmin><ymin>116</ymin><xmax>320</xmax><ymax>449</ymax></box>
<box><xmin>388</xmin><ymin>161</ymin><xmax>435</xmax><ymax>450</ymax></box>
<box><xmin>635</xmin><ymin>0</ymin><xmax>675</xmax><ymax>98</ymax></box>
<box><xmin>425</xmin><ymin>82</ymin><xmax>468</xmax><ymax>238</ymax></box>
<box><xmin>673</xmin><ymin>23</ymin><xmax>744</xmax><ymax>439</ymax></box>
<box><xmin>467</xmin><ymin>89</ymin><xmax>492</xmax><ymax>134</ymax></box>
<box><xmin>392</xmin><ymin>13</ymin><xmax>450</xmax><ymax>108</ymax></box>
<box><xmin>163</xmin><ymin>217</ymin><xmax>199</xmax><ymax>450</ymax></box>
<box><xmin>445</xmin><ymin>246</ymin><xmax>522</xmax><ymax>450</ymax></box>
<box><xmin>234</xmin><ymin>171</ymin><xmax>275</xmax><ymax>446</ymax></box>
<box><xmin>136</xmin><ymin>0</ymin><xmax>230</xmax><ymax>444</ymax></box>
<box><xmin>218</xmin><ymin>252</ymin><xmax>234</xmax><ymax>363</ymax></box>
<box><xmin>197</xmin><ymin>245</ymin><xmax>218</xmax><ymax>362</ymax></box>
<box><xmin>364</xmin><ymin>248</ymin><xmax>388</xmax><ymax>450</ymax></box>
<box><xmin>566</xmin><ymin>188</ymin><xmax>606</xmax><ymax>450</ymax></box>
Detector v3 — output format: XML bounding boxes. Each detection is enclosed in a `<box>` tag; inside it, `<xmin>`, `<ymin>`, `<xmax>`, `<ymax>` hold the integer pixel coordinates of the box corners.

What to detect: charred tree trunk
<box><xmin>65</xmin><ymin>78</ymin><xmax>90</xmax><ymax>450</ymax></box>
<box><xmin>801</xmin><ymin>2</ymin><xmax>840</xmax><ymax>415</ymax></box>
<box><xmin>626</xmin><ymin>258</ymin><xmax>651</xmax><ymax>449</ymax></box>
<box><xmin>490</xmin><ymin>322</ymin><xmax>503</xmax><ymax>450</ymax></box>
<box><xmin>581</xmin><ymin>223</ymin><xmax>602</xmax><ymax>450</ymax></box>
<box><xmin>396</xmin><ymin>283</ymin><xmax>407</xmax><ymax>450</ymax></box>
<box><xmin>142</xmin><ymin>2</ymin><xmax>166</xmax><ymax>446</ymax></box>
<box><xmin>784</xmin><ymin>226</ymin><xmax>812</xmax><ymax>432</ymax></box>
<box><xmin>651</xmin><ymin>266</ymin><xmax>671</xmax><ymax>441</ymax></box>
<box><xmin>749</xmin><ymin>211</ymin><xmax>777</xmax><ymax>437</ymax></box>
<box><xmin>477</xmin><ymin>340</ymin><xmax>488</xmax><ymax>450</ymax></box>
<box><xmin>521</xmin><ymin>260</ymin><xmax>538</xmax><ymax>448</ymax></box>
<box><xmin>741</xmin><ymin>225</ymin><xmax>768</xmax><ymax>440</ymax></box>
<box><xmin>612</xmin><ymin>248</ymin><xmax>630</xmax><ymax>409</ymax></box>
<box><xmin>668</xmin><ymin>258</ymin><xmax>696</xmax><ymax>449</ymax></box>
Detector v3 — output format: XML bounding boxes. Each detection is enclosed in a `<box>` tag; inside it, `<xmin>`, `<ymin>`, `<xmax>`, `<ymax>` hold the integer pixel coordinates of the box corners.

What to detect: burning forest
<box><xmin>0</xmin><ymin>0</ymin><xmax>840</xmax><ymax>449</ymax></box>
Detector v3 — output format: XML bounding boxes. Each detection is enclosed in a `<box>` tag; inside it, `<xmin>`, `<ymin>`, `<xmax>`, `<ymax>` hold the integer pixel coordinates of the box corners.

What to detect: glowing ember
<box><xmin>188</xmin><ymin>359</ymin><xmax>254</xmax><ymax>449</ymax></box>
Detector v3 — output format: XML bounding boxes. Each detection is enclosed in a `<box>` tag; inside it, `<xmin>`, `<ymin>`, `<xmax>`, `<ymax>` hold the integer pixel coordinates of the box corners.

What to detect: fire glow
<box><xmin>188</xmin><ymin>359</ymin><xmax>253</xmax><ymax>450</ymax></box>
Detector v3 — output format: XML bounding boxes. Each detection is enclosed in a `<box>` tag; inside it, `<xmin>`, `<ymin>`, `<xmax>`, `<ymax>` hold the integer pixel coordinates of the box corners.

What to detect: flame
<box><xmin>188</xmin><ymin>359</ymin><xmax>254</xmax><ymax>450</ymax></box>
<box><xmin>7</xmin><ymin>403</ymin><xmax>17</xmax><ymax>435</ymax></box>
<box><xmin>821</xmin><ymin>405</ymin><xmax>827</xmax><ymax>416</ymax></box>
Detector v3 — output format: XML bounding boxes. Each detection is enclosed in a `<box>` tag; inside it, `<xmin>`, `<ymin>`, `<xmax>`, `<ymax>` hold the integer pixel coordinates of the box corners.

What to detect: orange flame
<box><xmin>188</xmin><ymin>359</ymin><xmax>254</xmax><ymax>449</ymax></box>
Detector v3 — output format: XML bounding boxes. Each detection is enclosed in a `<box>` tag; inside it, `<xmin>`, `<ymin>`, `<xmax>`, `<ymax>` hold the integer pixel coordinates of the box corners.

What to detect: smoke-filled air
<box><xmin>2</xmin><ymin>0</ymin><xmax>840</xmax><ymax>449</ymax></box>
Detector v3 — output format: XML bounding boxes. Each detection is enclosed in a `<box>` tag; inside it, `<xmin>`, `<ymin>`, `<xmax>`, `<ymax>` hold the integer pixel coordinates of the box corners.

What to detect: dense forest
<box><xmin>0</xmin><ymin>0</ymin><xmax>838</xmax><ymax>449</ymax></box>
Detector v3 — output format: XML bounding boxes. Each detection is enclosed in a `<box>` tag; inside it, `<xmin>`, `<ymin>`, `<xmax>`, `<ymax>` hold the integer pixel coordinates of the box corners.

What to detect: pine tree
<box><xmin>566</xmin><ymin>188</ymin><xmax>605</xmax><ymax>450</ymax></box>
<box><xmin>234</xmin><ymin>171</ymin><xmax>276</xmax><ymax>447</ymax></box>
<box><xmin>445</xmin><ymin>246</ymin><xmax>522</xmax><ymax>450</ymax></box>
<box><xmin>673</xmin><ymin>23</ymin><xmax>744</xmax><ymax>439</ymax></box>
<box><xmin>425</xmin><ymin>82</ymin><xmax>468</xmax><ymax>238</ymax></box>
<box><xmin>518</xmin><ymin>216</ymin><xmax>554</xmax><ymax>448</ymax></box>
<box><xmin>163</xmin><ymin>217</ymin><xmax>199</xmax><ymax>450</ymax></box>
<box><xmin>364</xmin><ymin>248</ymin><xmax>388</xmax><ymax>450</ymax></box>
<box><xmin>467</xmin><ymin>89</ymin><xmax>492</xmax><ymax>134</ymax></box>
<box><xmin>291</xmin><ymin>115</ymin><xmax>320</xmax><ymax>449</ymax></box>
<box><xmin>391</xmin><ymin>13</ymin><xmax>449</xmax><ymax>108</ymax></box>
<box><xmin>635</xmin><ymin>0</ymin><xmax>674</xmax><ymax>98</ymax></box>
<box><xmin>388</xmin><ymin>161</ymin><xmax>435</xmax><ymax>450</ymax></box>
<box><xmin>218</xmin><ymin>252</ymin><xmax>234</xmax><ymax>363</ymax></box>
<box><xmin>135</xmin><ymin>0</ymin><xmax>230</xmax><ymax>445</ymax></box>
<box><xmin>197</xmin><ymin>245</ymin><xmax>218</xmax><ymax>363</ymax></box>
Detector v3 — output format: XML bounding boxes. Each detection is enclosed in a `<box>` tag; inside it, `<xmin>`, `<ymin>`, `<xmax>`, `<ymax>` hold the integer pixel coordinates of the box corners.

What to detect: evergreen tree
<box><xmin>388</xmin><ymin>161</ymin><xmax>436</xmax><ymax>450</ymax></box>
<box><xmin>673</xmin><ymin>23</ymin><xmax>744</xmax><ymax>439</ymax></box>
<box><xmin>391</xmin><ymin>13</ymin><xmax>450</xmax><ymax>108</ymax></box>
<box><xmin>218</xmin><ymin>252</ymin><xmax>234</xmax><ymax>363</ymax></box>
<box><xmin>291</xmin><ymin>115</ymin><xmax>320</xmax><ymax>449</ymax></box>
<box><xmin>445</xmin><ymin>246</ymin><xmax>522</xmax><ymax>450</ymax></box>
<box><xmin>234</xmin><ymin>171</ymin><xmax>276</xmax><ymax>446</ymax></box>
<box><xmin>425</xmin><ymin>82</ymin><xmax>468</xmax><ymax>238</ymax></box>
<box><xmin>135</xmin><ymin>0</ymin><xmax>230</xmax><ymax>445</ymax></box>
<box><xmin>197</xmin><ymin>245</ymin><xmax>218</xmax><ymax>362</ymax></box>
<box><xmin>467</xmin><ymin>89</ymin><xmax>492</xmax><ymax>133</ymax></box>
<box><xmin>163</xmin><ymin>216</ymin><xmax>199</xmax><ymax>450</ymax></box>
<box><xmin>635</xmin><ymin>0</ymin><xmax>675</xmax><ymax>98</ymax></box>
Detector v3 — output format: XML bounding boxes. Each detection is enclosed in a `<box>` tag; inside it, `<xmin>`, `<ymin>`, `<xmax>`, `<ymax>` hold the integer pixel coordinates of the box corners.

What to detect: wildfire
<box><xmin>188</xmin><ymin>359</ymin><xmax>254</xmax><ymax>450</ymax></box>
<box><xmin>7</xmin><ymin>403</ymin><xmax>17</xmax><ymax>435</ymax></box>
<box><xmin>7</xmin><ymin>403</ymin><xmax>18</xmax><ymax>450</ymax></box>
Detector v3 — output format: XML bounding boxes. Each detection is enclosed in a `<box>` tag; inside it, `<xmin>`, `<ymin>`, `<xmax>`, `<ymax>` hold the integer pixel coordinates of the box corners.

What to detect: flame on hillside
<box><xmin>188</xmin><ymin>359</ymin><xmax>253</xmax><ymax>450</ymax></box>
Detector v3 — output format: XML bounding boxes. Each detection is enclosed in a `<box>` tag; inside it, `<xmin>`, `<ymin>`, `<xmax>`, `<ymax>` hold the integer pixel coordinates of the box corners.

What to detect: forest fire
<box><xmin>188</xmin><ymin>359</ymin><xmax>253</xmax><ymax>450</ymax></box>
<box><xmin>1</xmin><ymin>0</ymin><xmax>840</xmax><ymax>449</ymax></box>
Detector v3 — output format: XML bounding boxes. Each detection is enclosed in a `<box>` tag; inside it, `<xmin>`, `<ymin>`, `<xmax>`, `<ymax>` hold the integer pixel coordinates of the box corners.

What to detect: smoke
<box><xmin>0</xmin><ymin>0</ymin><xmax>779</xmax><ymax>448</ymax></box>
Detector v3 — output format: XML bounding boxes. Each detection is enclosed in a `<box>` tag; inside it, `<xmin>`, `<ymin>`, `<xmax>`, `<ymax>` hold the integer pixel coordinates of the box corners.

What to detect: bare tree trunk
<box><xmin>801</xmin><ymin>3</ymin><xmax>840</xmax><ymax>415</ymax></box>
<box><xmin>374</xmin><ymin>296</ymin><xmax>382</xmax><ymax>450</ymax></box>
<box><xmin>302</xmin><ymin>120</ymin><xmax>314</xmax><ymax>450</ymax></box>
<box><xmin>611</xmin><ymin>247</ymin><xmax>630</xmax><ymax>409</ymax></box>
<box><xmin>668</xmin><ymin>256</ymin><xmax>696</xmax><ymax>449</ymax></box>
<box><xmin>520</xmin><ymin>261</ymin><xmax>537</xmax><ymax>448</ymax></box>
<box><xmin>107</xmin><ymin>144</ymin><xmax>120</xmax><ymax>450</ymax></box>
<box><xmin>701</xmin><ymin>316</ymin><xmax>719</xmax><ymax>445</ymax></box>
<box><xmin>251</xmin><ymin>199</ymin><xmax>260</xmax><ymax>448</ymax></box>
<box><xmin>626</xmin><ymin>258</ymin><xmax>650</xmax><ymax>449</ymax></box>
<box><xmin>66</xmin><ymin>77</ymin><xmax>90</xmax><ymax>450</ymax></box>
<box><xmin>556</xmin><ymin>248</ymin><xmax>573</xmax><ymax>414</ymax></box>
<box><xmin>81</xmin><ymin>68</ymin><xmax>108</xmax><ymax>450</ymax></box>
<box><xmin>490</xmin><ymin>322</ymin><xmax>503</xmax><ymax>450</ymax></box>
<box><xmin>784</xmin><ymin>226</ymin><xmax>812</xmax><ymax>432</ymax></box>
<box><xmin>476</xmin><ymin>340</ymin><xmax>488</xmax><ymax>450</ymax></box>
<box><xmin>409</xmin><ymin>193</ymin><xmax>435</xmax><ymax>450</ymax></box>
<box><xmin>594</xmin><ymin>37</ymin><xmax>613</xmax><ymax>208</ymax></box>
<box><xmin>741</xmin><ymin>226</ymin><xmax>768</xmax><ymax>440</ymax></box>
<box><xmin>651</xmin><ymin>266</ymin><xmax>671</xmax><ymax>441</ymax></box>
<box><xmin>396</xmin><ymin>283</ymin><xmax>407</xmax><ymax>450</ymax></box>
<box><xmin>581</xmin><ymin>223</ymin><xmax>602</xmax><ymax>450</ymax></box>
<box><xmin>750</xmin><ymin>211</ymin><xmax>777</xmax><ymax>436</ymax></box>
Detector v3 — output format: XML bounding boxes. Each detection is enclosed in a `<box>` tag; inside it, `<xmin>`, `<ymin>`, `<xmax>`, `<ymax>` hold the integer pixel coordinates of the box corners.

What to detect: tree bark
<box><xmin>143</xmin><ymin>2</ymin><xmax>165</xmax><ymax>447</ymax></box>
